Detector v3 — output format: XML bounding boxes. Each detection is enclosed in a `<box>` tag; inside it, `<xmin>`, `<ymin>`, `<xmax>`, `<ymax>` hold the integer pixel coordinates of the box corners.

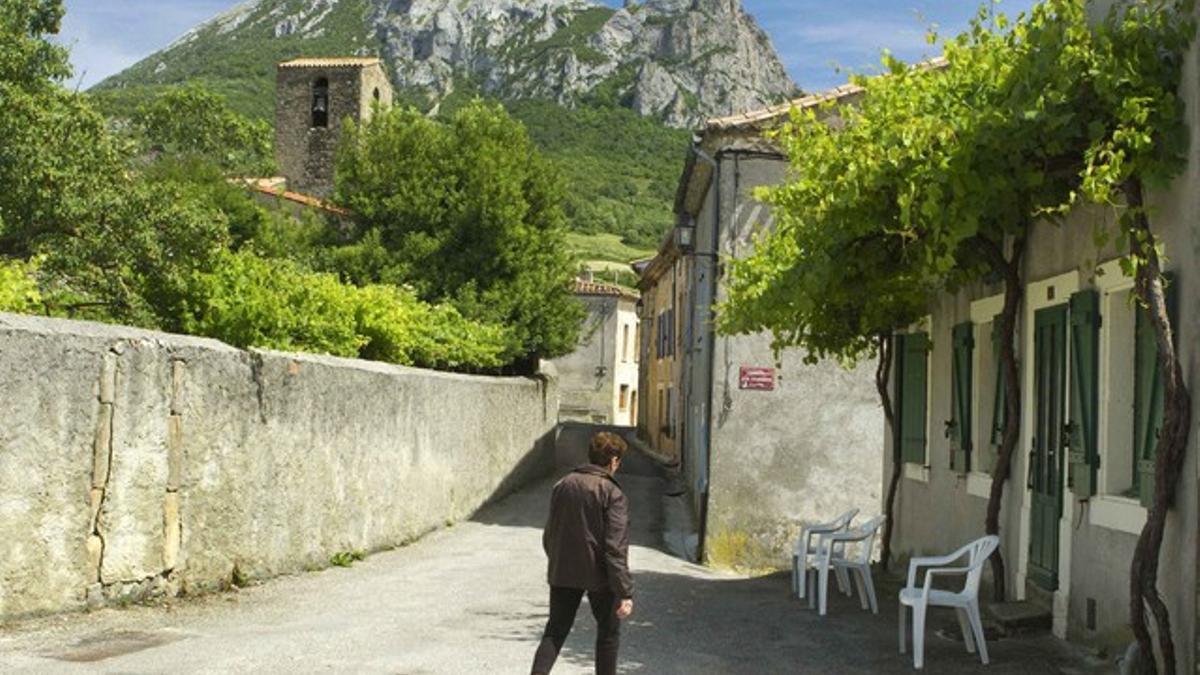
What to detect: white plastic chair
<box><xmin>813</xmin><ymin>515</ymin><xmax>885</xmax><ymax>616</ymax></box>
<box><xmin>898</xmin><ymin>535</ymin><xmax>1000</xmax><ymax>670</ymax></box>
<box><xmin>791</xmin><ymin>508</ymin><xmax>858</xmax><ymax>600</ymax></box>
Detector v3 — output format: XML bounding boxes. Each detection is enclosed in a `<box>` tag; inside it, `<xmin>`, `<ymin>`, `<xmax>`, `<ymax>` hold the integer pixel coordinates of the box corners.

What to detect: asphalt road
<box><xmin>0</xmin><ymin>463</ymin><xmax>1104</xmax><ymax>674</ymax></box>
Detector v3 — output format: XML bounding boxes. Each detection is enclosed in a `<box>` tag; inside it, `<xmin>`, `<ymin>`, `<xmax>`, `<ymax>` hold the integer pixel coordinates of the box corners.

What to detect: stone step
<box><xmin>987</xmin><ymin>601</ymin><xmax>1053</xmax><ymax>636</ymax></box>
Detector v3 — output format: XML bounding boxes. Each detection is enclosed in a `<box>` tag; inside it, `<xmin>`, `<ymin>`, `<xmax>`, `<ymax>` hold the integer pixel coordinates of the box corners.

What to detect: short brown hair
<box><xmin>589</xmin><ymin>432</ymin><xmax>629</xmax><ymax>466</ymax></box>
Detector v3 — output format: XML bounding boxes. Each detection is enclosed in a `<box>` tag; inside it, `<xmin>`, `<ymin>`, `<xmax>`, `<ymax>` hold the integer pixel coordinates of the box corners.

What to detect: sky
<box><xmin>57</xmin><ymin>0</ymin><xmax>1041</xmax><ymax>92</ymax></box>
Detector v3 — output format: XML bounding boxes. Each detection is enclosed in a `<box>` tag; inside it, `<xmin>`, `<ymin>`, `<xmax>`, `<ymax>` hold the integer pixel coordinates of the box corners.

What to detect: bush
<box><xmin>180</xmin><ymin>250</ymin><xmax>364</xmax><ymax>357</ymax></box>
<box><xmin>0</xmin><ymin>257</ymin><xmax>41</xmax><ymax>313</ymax></box>
<box><xmin>355</xmin><ymin>285</ymin><xmax>517</xmax><ymax>370</ymax></box>
<box><xmin>178</xmin><ymin>250</ymin><xmax>518</xmax><ymax>371</ymax></box>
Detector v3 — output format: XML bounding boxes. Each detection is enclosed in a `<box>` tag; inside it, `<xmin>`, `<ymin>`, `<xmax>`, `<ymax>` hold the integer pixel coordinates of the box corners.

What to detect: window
<box><xmin>311</xmin><ymin>77</ymin><xmax>329</xmax><ymax>128</ymax></box>
<box><xmin>1132</xmin><ymin>277</ymin><xmax>1177</xmax><ymax>506</ymax></box>
<box><xmin>619</xmin><ymin>385</ymin><xmax>630</xmax><ymax>411</ymax></box>
<box><xmin>1092</xmin><ymin>274</ymin><xmax>1177</xmax><ymax>506</ymax></box>
<box><xmin>373</xmin><ymin>87</ymin><xmax>381</xmax><ymax>103</ymax></box>
<box><xmin>633</xmin><ymin>324</ymin><xmax>640</xmax><ymax>363</ymax></box>
<box><xmin>656</xmin><ymin>309</ymin><xmax>675</xmax><ymax>359</ymax></box>
<box><xmin>622</xmin><ymin>324</ymin><xmax>631</xmax><ymax>363</ymax></box>
<box><xmin>895</xmin><ymin>331</ymin><xmax>929</xmax><ymax>466</ymax></box>
<box><xmin>1101</xmin><ymin>287</ymin><xmax>1138</xmax><ymax>498</ymax></box>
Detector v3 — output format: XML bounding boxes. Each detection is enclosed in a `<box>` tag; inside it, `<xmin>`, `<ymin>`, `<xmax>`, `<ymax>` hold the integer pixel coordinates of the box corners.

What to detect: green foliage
<box><xmin>329</xmin><ymin>550</ymin><xmax>365</xmax><ymax>567</ymax></box>
<box><xmin>354</xmin><ymin>285</ymin><xmax>517</xmax><ymax>370</ymax></box>
<box><xmin>0</xmin><ymin>77</ymin><xmax>230</xmax><ymax>328</ymax></box>
<box><xmin>180</xmin><ymin>249</ymin><xmax>364</xmax><ymax>357</ymax></box>
<box><xmin>0</xmin><ymin>5</ymin><xmax>530</xmax><ymax>374</ymax></box>
<box><xmin>721</xmin><ymin>0</ymin><xmax>1194</xmax><ymax>366</ymax></box>
<box><xmin>133</xmin><ymin>85</ymin><xmax>274</xmax><ymax>175</ymax></box>
<box><xmin>0</xmin><ymin>256</ymin><xmax>41</xmax><ymax>312</ymax></box>
<box><xmin>0</xmin><ymin>82</ymin><xmax>131</xmax><ymax>258</ymax></box>
<box><xmin>508</xmin><ymin>99</ymin><xmax>688</xmax><ymax>247</ymax></box>
<box><xmin>336</xmin><ymin>101</ymin><xmax>584</xmax><ymax>359</ymax></box>
<box><xmin>508</xmin><ymin>7</ymin><xmax>616</xmax><ymax>68</ymax></box>
<box><xmin>0</xmin><ymin>0</ymin><xmax>70</xmax><ymax>89</ymax></box>
<box><xmin>178</xmin><ymin>250</ymin><xmax>518</xmax><ymax>370</ymax></box>
<box><xmin>566</xmin><ymin>232</ymin><xmax>655</xmax><ymax>266</ymax></box>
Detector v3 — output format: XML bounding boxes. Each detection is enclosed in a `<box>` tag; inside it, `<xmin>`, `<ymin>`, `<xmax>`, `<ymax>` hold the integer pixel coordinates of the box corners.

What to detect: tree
<box><xmin>133</xmin><ymin>84</ymin><xmax>273</xmax><ymax>175</ymax></box>
<box><xmin>0</xmin><ymin>0</ymin><xmax>70</xmax><ymax>90</ymax></box>
<box><xmin>335</xmin><ymin>101</ymin><xmax>583</xmax><ymax>363</ymax></box>
<box><xmin>720</xmin><ymin>2</ymin><xmax>1193</xmax><ymax>670</ymax></box>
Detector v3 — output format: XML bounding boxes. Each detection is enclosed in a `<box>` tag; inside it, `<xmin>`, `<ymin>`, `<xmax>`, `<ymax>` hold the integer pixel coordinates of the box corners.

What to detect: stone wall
<box><xmin>0</xmin><ymin>313</ymin><xmax>556</xmax><ymax>620</ymax></box>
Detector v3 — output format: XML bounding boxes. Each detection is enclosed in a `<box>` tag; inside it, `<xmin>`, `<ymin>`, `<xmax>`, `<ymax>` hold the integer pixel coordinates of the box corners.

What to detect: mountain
<box><xmin>96</xmin><ymin>0</ymin><xmax>797</xmax><ymax>127</ymax></box>
<box><xmin>94</xmin><ymin>0</ymin><xmax>798</xmax><ymax>250</ymax></box>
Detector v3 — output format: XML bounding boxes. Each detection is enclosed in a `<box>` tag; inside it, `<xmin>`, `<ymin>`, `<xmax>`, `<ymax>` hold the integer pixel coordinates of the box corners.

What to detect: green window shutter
<box><xmin>989</xmin><ymin>314</ymin><xmax>1009</xmax><ymax>475</ymax></box>
<box><xmin>891</xmin><ymin>334</ymin><xmax>903</xmax><ymax>464</ymax></box>
<box><xmin>950</xmin><ymin>323</ymin><xmax>974</xmax><ymax>474</ymax></box>
<box><xmin>1068</xmin><ymin>290</ymin><xmax>1100</xmax><ymax>498</ymax></box>
<box><xmin>900</xmin><ymin>332</ymin><xmax>929</xmax><ymax>465</ymax></box>
<box><xmin>1134</xmin><ymin>274</ymin><xmax>1178</xmax><ymax>507</ymax></box>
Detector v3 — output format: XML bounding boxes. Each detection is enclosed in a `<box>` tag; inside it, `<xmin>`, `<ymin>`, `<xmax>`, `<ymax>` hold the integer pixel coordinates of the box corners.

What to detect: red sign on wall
<box><xmin>739</xmin><ymin>367</ymin><xmax>776</xmax><ymax>391</ymax></box>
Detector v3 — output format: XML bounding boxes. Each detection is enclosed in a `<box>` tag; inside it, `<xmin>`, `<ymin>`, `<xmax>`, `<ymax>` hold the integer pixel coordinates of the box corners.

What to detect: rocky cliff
<box><xmin>99</xmin><ymin>0</ymin><xmax>798</xmax><ymax>127</ymax></box>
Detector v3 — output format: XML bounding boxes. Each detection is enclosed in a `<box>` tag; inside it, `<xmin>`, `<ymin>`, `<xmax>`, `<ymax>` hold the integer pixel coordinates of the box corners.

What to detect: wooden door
<box><xmin>1029</xmin><ymin>304</ymin><xmax>1067</xmax><ymax>591</ymax></box>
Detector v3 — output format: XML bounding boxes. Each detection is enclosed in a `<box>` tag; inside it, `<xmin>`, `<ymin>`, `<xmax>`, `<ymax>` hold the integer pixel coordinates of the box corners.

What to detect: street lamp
<box><xmin>674</xmin><ymin>224</ymin><xmax>696</xmax><ymax>254</ymax></box>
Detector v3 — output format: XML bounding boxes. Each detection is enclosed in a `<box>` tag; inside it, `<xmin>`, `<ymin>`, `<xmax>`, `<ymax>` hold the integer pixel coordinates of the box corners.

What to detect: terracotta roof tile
<box><xmin>706</xmin><ymin>84</ymin><xmax>864</xmax><ymax>132</ymax></box>
<box><xmin>244</xmin><ymin>179</ymin><xmax>351</xmax><ymax>216</ymax></box>
<box><xmin>574</xmin><ymin>279</ymin><xmax>639</xmax><ymax>301</ymax></box>
<box><xmin>705</xmin><ymin>57</ymin><xmax>949</xmax><ymax>132</ymax></box>
<box><xmin>278</xmin><ymin>57</ymin><xmax>382</xmax><ymax>69</ymax></box>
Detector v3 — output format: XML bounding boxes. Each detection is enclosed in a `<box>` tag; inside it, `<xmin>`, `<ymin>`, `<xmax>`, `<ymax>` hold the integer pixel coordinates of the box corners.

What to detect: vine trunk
<box><xmin>876</xmin><ymin>334</ymin><xmax>899</xmax><ymax>570</ymax></box>
<box><xmin>977</xmin><ymin>234</ymin><xmax>1026</xmax><ymax>602</ymax></box>
<box><xmin>1125</xmin><ymin>179</ymin><xmax>1191</xmax><ymax>675</ymax></box>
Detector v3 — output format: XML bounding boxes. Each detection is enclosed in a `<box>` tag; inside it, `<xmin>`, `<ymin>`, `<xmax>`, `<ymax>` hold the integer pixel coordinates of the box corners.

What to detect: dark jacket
<box><xmin>542</xmin><ymin>464</ymin><xmax>633</xmax><ymax>599</ymax></box>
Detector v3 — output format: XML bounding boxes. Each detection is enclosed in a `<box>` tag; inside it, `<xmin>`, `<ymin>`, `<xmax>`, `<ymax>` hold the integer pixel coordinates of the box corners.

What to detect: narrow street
<box><xmin>0</xmin><ymin>452</ymin><xmax>1101</xmax><ymax>674</ymax></box>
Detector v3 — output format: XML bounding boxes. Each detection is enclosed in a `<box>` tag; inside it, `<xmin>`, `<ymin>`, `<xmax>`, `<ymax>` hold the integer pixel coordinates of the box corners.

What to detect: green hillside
<box><xmin>93</xmin><ymin>0</ymin><xmax>375</xmax><ymax>120</ymax></box>
<box><xmin>91</xmin><ymin>0</ymin><xmax>692</xmax><ymax>252</ymax></box>
<box><xmin>91</xmin><ymin>91</ymin><xmax>688</xmax><ymax>252</ymax></box>
<box><xmin>507</xmin><ymin>100</ymin><xmax>689</xmax><ymax>249</ymax></box>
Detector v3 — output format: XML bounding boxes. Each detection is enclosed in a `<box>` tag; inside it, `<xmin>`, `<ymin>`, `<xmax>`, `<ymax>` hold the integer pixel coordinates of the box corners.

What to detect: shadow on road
<box><xmin>471</xmin><ymin>422</ymin><xmax>667</xmax><ymax>551</ymax></box>
<box><xmin>500</xmin><ymin>566</ymin><xmax>1105</xmax><ymax>675</ymax></box>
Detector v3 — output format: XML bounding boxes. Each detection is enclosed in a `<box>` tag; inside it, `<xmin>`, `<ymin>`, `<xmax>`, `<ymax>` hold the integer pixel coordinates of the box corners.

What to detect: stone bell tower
<box><xmin>275</xmin><ymin>57</ymin><xmax>393</xmax><ymax>198</ymax></box>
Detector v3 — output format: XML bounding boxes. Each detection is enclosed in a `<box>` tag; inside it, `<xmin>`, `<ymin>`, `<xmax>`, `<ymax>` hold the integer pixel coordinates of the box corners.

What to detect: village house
<box><xmin>636</xmin><ymin>89</ymin><xmax>884</xmax><ymax>569</ymax></box>
<box><xmin>551</xmin><ymin>279</ymin><xmax>640</xmax><ymax>426</ymax></box>
<box><xmin>633</xmin><ymin>236</ymin><xmax>689</xmax><ymax>459</ymax></box>
<box><xmin>882</xmin><ymin>77</ymin><xmax>1200</xmax><ymax>670</ymax></box>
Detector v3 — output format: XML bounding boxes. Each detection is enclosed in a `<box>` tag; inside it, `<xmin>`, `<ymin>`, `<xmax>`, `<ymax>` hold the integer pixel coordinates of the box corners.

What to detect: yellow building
<box><xmin>633</xmin><ymin>232</ymin><xmax>690</xmax><ymax>461</ymax></box>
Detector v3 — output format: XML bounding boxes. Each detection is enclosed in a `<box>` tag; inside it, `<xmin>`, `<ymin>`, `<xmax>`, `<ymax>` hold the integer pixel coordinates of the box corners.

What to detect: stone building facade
<box><xmin>551</xmin><ymin>280</ymin><xmax>640</xmax><ymax>427</ymax></box>
<box><xmin>637</xmin><ymin>88</ymin><xmax>884</xmax><ymax>571</ymax></box>
<box><xmin>275</xmin><ymin>57</ymin><xmax>393</xmax><ymax>198</ymax></box>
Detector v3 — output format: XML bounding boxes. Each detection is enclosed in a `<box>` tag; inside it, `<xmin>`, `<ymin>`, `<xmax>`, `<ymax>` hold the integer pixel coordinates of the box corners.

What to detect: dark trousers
<box><xmin>530</xmin><ymin>586</ymin><xmax>620</xmax><ymax>675</ymax></box>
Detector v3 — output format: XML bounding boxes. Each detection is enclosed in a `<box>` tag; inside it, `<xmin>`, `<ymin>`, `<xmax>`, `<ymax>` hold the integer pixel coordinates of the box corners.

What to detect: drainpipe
<box><xmin>689</xmin><ymin>143</ymin><xmax>719</xmax><ymax>563</ymax></box>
